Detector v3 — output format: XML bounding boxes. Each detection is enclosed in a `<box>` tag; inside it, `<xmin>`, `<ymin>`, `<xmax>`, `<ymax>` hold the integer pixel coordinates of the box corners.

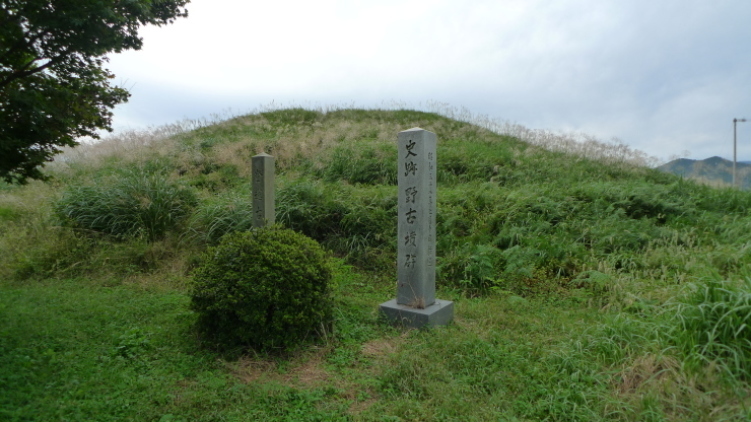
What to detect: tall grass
<box><xmin>184</xmin><ymin>191</ymin><xmax>254</xmax><ymax>245</ymax></box>
<box><xmin>54</xmin><ymin>167</ymin><xmax>197</xmax><ymax>241</ymax></box>
<box><xmin>669</xmin><ymin>278</ymin><xmax>751</xmax><ymax>382</ymax></box>
<box><xmin>423</xmin><ymin>101</ymin><xmax>661</xmax><ymax>167</ymax></box>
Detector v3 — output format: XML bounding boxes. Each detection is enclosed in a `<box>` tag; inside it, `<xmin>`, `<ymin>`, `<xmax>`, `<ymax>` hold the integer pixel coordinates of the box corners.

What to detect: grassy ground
<box><xmin>2</xmin><ymin>108</ymin><xmax>751</xmax><ymax>421</ymax></box>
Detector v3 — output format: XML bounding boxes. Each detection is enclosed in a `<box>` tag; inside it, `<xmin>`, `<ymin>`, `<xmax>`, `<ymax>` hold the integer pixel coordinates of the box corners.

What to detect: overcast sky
<box><xmin>106</xmin><ymin>0</ymin><xmax>751</xmax><ymax>164</ymax></box>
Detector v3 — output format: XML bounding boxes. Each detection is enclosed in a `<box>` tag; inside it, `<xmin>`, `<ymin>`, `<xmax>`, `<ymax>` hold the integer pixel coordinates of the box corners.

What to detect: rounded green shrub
<box><xmin>190</xmin><ymin>226</ymin><xmax>333</xmax><ymax>351</ymax></box>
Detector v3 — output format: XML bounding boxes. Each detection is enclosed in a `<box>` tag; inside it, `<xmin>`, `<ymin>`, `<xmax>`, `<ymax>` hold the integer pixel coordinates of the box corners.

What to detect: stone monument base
<box><xmin>379</xmin><ymin>299</ymin><xmax>454</xmax><ymax>328</ymax></box>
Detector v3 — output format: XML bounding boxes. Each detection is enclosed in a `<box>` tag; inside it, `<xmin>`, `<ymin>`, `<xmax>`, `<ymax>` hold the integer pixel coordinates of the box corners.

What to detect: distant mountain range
<box><xmin>658</xmin><ymin>156</ymin><xmax>751</xmax><ymax>189</ymax></box>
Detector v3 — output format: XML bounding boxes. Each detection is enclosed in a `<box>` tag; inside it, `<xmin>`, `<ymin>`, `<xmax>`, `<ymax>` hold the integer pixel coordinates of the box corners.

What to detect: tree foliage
<box><xmin>0</xmin><ymin>0</ymin><xmax>189</xmax><ymax>183</ymax></box>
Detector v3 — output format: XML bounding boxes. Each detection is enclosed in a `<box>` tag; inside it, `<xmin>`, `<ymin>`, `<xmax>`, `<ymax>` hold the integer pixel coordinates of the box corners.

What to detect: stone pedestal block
<box><xmin>379</xmin><ymin>299</ymin><xmax>454</xmax><ymax>328</ymax></box>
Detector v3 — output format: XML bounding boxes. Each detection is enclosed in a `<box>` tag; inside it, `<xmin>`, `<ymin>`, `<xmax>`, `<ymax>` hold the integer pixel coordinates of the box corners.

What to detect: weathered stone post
<box><xmin>379</xmin><ymin>128</ymin><xmax>454</xmax><ymax>328</ymax></box>
<box><xmin>252</xmin><ymin>153</ymin><xmax>275</xmax><ymax>227</ymax></box>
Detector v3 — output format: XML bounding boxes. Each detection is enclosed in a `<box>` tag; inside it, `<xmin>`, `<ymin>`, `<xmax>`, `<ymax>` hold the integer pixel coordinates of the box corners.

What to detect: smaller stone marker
<box><xmin>252</xmin><ymin>153</ymin><xmax>275</xmax><ymax>227</ymax></box>
<box><xmin>379</xmin><ymin>128</ymin><xmax>454</xmax><ymax>328</ymax></box>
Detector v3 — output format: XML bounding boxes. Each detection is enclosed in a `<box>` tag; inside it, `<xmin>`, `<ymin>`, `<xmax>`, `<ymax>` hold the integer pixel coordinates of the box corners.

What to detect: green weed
<box><xmin>54</xmin><ymin>167</ymin><xmax>197</xmax><ymax>241</ymax></box>
<box><xmin>669</xmin><ymin>278</ymin><xmax>751</xmax><ymax>382</ymax></box>
<box><xmin>184</xmin><ymin>191</ymin><xmax>254</xmax><ymax>245</ymax></box>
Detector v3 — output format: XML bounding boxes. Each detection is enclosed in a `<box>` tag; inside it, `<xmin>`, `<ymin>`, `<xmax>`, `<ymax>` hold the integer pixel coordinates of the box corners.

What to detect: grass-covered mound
<box><xmin>2</xmin><ymin>107</ymin><xmax>751</xmax><ymax>420</ymax></box>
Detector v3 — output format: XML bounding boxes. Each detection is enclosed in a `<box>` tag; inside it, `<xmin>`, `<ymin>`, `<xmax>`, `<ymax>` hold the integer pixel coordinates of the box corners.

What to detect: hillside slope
<box><xmin>2</xmin><ymin>108</ymin><xmax>751</xmax><ymax>420</ymax></box>
<box><xmin>6</xmin><ymin>107</ymin><xmax>742</xmax><ymax>288</ymax></box>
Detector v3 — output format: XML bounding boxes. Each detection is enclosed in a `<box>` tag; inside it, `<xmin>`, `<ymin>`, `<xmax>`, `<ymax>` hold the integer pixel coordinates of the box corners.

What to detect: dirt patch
<box><xmin>360</xmin><ymin>331</ymin><xmax>409</xmax><ymax>359</ymax></box>
<box><xmin>615</xmin><ymin>353</ymin><xmax>682</xmax><ymax>395</ymax></box>
<box><xmin>228</xmin><ymin>348</ymin><xmax>332</xmax><ymax>389</ymax></box>
<box><xmin>226</xmin><ymin>337</ymin><xmax>407</xmax><ymax>417</ymax></box>
<box><xmin>229</xmin><ymin>358</ymin><xmax>278</xmax><ymax>384</ymax></box>
<box><xmin>348</xmin><ymin>394</ymin><xmax>378</xmax><ymax>415</ymax></box>
<box><xmin>361</xmin><ymin>339</ymin><xmax>398</xmax><ymax>359</ymax></box>
<box><xmin>280</xmin><ymin>350</ymin><xmax>331</xmax><ymax>388</ymax></box>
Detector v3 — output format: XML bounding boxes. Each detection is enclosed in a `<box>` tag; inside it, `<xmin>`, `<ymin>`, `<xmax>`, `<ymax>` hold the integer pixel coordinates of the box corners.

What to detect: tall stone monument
<box><xmin>252</xmin><ymin>153</ymin><xmax>275</xmax><ymax>228</ymax></box>
<box><xmin>379</xmin><ymin>128</ymin><xmax>454</xmax><ymax>328</ymax></box>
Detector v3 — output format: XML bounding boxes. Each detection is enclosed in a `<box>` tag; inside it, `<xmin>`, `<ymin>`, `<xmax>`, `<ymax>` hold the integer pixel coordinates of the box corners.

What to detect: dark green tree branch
<box><xmin>0</xmin><ymin>0</ymin><xmax>190</xmax><ymax>183</ymax></box>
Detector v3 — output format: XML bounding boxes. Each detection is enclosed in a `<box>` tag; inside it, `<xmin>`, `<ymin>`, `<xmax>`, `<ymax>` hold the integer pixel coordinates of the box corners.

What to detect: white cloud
<box><xmin>105</xmin><ymin>0</ymin><xmax>751</xmax><ymax>162</ymax></box>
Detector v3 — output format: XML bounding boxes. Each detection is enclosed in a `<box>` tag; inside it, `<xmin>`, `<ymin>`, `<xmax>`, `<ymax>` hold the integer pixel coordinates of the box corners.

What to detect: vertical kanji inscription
<box><xmin>397</xmin><ymin>128</ymin><xmax>437</xmax><ymax>308</ymax></box>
